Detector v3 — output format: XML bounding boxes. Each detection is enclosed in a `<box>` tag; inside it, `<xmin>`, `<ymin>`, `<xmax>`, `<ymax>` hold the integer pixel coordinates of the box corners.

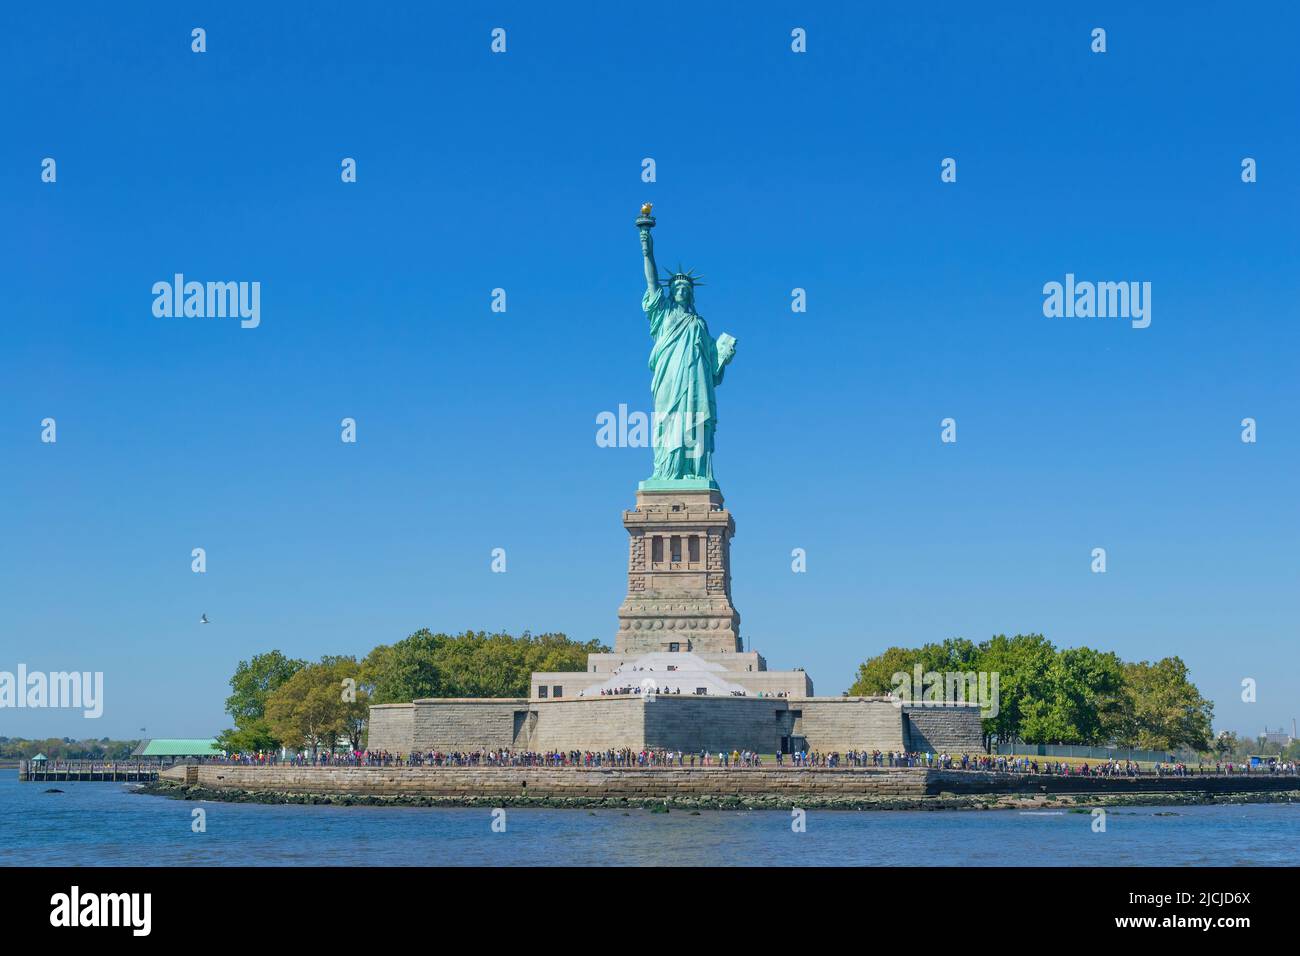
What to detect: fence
<box><xmin>18</xmin><ymin>759</ymin><xmax>161</xmax><ymax>782</ymax></box>
<box><xmin>992</xmin><ymin>742</ymin><xmax>1200</xmax><ymax>764</ymax></box>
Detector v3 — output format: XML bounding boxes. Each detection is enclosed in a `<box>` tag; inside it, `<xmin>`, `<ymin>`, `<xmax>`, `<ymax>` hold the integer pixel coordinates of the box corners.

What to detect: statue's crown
<box><xmin>663</xmin><ymin>266</ymin><xmax>704</xmax><ymax>288</ymax></box>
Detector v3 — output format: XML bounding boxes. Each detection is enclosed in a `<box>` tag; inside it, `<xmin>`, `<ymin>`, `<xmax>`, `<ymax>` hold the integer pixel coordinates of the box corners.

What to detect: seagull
<box><xmin>200</xmin><ymin>613</ymin><xmax>210</xmax><ymax>624</ymax></box>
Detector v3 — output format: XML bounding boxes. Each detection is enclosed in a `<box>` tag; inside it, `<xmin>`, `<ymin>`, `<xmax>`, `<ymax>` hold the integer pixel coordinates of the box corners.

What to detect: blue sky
<box><xmin>2</xmin><ymin>2</ymin><xmax>1297</xmax><ymax>741</ymax></box>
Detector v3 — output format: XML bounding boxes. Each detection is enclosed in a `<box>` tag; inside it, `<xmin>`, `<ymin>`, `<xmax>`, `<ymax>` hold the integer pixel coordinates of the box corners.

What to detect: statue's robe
<box><xmin>643</xmin><ymin>286</ymin><xmax>724</xmax><ymax>480</ymax></box>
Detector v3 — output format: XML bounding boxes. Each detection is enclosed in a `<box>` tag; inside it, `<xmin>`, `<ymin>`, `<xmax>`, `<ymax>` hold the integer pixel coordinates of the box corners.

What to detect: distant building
<box><xmin>1260</xmin><ymin>727</ymin><xmax>1293</xmax><ymax>747</ymax></box>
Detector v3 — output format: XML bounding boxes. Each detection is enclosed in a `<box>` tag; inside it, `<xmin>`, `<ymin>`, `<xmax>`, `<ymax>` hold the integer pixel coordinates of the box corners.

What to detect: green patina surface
<box><xmin>637</xmin><ymin>207</ymin><xmax>736</xmax><ymax>487</ymax></box>
<box><xmin>637</xmin><ymin>476</ymin><xmax>720</xmax><ymax>492</ymax></box>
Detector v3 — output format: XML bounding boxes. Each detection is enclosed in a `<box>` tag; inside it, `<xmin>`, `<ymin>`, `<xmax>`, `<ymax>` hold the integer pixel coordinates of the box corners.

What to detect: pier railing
<box><xmin>18</xmin><ymin>760</ymin><xmax>161</xmax><ymax>783</ymax></box>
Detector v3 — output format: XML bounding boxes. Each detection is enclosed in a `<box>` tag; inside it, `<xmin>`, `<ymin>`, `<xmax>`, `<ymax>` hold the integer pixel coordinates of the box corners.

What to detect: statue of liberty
<box><xmin>637</xmin><ymin>204</ymin><xmax>737</xmax><ymax>489</ymax></box>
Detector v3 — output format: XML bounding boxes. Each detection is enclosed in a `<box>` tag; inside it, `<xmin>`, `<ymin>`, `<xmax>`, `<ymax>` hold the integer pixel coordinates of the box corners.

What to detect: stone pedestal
<box><xmin>615</xmin><ymin>487</ymin><xmax>742</xmax><ymax>655</ymax></box>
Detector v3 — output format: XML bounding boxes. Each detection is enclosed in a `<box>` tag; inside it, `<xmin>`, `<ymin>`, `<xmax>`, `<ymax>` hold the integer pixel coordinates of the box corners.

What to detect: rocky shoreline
<box><xmin>137</xmin><ymin>780</ymin><xmax>1300</xmax><ymax>812</ymax></box>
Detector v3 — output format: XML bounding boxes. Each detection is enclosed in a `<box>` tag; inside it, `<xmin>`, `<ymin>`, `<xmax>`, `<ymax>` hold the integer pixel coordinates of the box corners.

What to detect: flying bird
<box><xmin>200</xmin><ymin>613</ymin><xmax>210</xmax><ymax>624</ymax></box>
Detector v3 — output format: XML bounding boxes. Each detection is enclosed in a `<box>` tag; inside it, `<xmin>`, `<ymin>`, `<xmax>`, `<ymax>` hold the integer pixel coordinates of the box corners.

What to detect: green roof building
<box><xmin>131</xmin><ymin>738</ymin><xmax>223</xmax><ymax>759</ymax></box>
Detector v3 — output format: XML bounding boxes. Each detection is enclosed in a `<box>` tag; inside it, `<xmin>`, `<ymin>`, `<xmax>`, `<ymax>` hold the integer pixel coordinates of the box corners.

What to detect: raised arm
<box><xmin>640</xmin><ymin>227</ymin><xmax>659</xmax><ymax>293</ymax></box>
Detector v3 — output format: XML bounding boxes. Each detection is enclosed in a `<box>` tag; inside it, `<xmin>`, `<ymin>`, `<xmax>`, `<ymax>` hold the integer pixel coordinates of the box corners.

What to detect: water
<box><xmin>1</xmin><ymin>776</ymin><xmax>1296</xmax><ymax>866</ymax></box>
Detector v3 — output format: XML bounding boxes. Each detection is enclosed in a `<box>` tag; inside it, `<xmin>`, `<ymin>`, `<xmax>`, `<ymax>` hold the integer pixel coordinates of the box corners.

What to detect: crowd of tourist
<box><xmin>593</xmin><ymin>686</ymin><xmax>760</xmax><ymax>697</ymax></box>
<box><xmin>596</xmin><ymin>685</ymin><xmax>699</xmax><ymax>696</ymax></box>
<box><xmin>589</xmin><ymin>685</ymin><xmax>794</xmax><ymax>698</ymax></box>
<box><xmin>214</xmin><ymin>747</ymin><xmax>1298</xmax><ymax>775</ymax></box>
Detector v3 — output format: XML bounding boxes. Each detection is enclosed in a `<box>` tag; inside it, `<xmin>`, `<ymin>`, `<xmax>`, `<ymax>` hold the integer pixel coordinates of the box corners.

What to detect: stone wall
<box><xmin>902</xmin><ymin>705</ymin><xmax>985</xmax><ymax>753</ymax></box>
<box><xmin>366</xmin><ymin>703</ymin><xmax>414</xmax><ymax>753</ymax></box>
<box><xmin>528</xmin><ymin>697</ymin><xmax>644</xmax><ymax>750</ymax></box>
<box><xmin>642</xmin><ymin>696</ymin><xmax>788</xmax><ymax>752</ymax></box>
<box><xmin>732</xmin><ymin>671</ymin><xmax>814</xmax><ymax>698</ymax></box>
<box><xmin>530</xmin><ymin>672</ymin><xmax>604</xmax><ymax>699</ymax></box>
<box><xmin>162</xmin><ymin>764</ymin><xmax>930</xmax><ymax>799</ymax></box>
<box><xmin>799</xmin><ymin>698</ymin><xmax>907</xmax><ymax>752</ymax></box>
<box><xmin>371</xmin><ymin>695</ymin><xmax>928</xmax><ymax>754</ymax></box>
<box><xmin>411</xmin><ymin>698</ymin><xmax>530</xmax><ymax>752</ymax></box>
<box><xmin>159</xmin><ymin>763</ymin><xmax>1300</xmax><ymax>802</ymax></box>
<box><xmin>923</xmin><ymin>770</ymin><xmax>1300</xmax><ymax>798</ymax></box>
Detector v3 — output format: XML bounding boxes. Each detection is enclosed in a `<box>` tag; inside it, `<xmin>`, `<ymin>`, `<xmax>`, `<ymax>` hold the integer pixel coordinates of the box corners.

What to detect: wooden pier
<box><xmin>18</xmin><ymin>759</ymin><xmax>160</xmax><ymax>783</ymax></box>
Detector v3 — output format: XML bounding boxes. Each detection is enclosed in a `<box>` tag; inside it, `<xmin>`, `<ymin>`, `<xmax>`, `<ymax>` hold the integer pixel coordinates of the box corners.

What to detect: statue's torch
<box><xmin>636</xmin><ymin>202</ymin><xmax>656</xmax><ymax>232</ymax></box>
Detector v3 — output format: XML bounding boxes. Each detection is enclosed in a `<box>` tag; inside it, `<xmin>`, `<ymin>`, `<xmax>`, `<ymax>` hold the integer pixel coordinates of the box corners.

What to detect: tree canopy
<box><xmin>361</xmin><ymin>629</ymin><xmax>606</xmax><ymax>704</ymax></box>
<box><xmin>217</xmin><ymin>631</ymin><xmax>606</xmax><ymax>753</ymax></box>
<box><xmin>0</xmin><ymin>737</ymin><xmax>137</xmax><ymax>760</ymax></box>
<box><xmin>263</xmin><ymin>658</ymin><xmax>367</xmax><ymax>757</ymax></box>
<box><xmin>848</xmin><ymin>634</ymin><xmax>1212</xmax><ymax>751</ymax></box>
<box><xmin>215</xmin><ymin>650</ymin><xmax>305</xmax><ymax>754</ymax></box>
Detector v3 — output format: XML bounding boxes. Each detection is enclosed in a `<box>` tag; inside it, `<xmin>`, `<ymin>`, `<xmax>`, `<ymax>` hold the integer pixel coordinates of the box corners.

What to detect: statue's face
<box><xmin>672</xmin><ymin>281</ymin><xmax>692</xmax><ymax>306</ymax></box>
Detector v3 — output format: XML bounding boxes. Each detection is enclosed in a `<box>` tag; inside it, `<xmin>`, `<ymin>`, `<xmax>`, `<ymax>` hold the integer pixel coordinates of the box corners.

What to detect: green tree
<box><xmin>1253</xmin><ymin>735</ymin><xmax>1284</xmax><ymax>757</ymax></box>
<box><xmin>1214</xmin><ymin>730</ymin><xmax>1239</xmax><ymax>758</ymax></box>
<box><xmin>849</xmin><ymin>634</ymin><xmax>1137</xmax><ymax>748</ymax></box>
<box><xmin>846</xmin><ymin>646</ymin><xmax>917</xmax><ymax>696</ymax></box>
<box><xmin>224</xmin><ymin>650</ymin><xmax>306</xmax><ymax>722</ymax></box>
<box><xmin>1115</xmin><ymin>657</ymin><xmax>1213</xmax><ymax>752</ymax></box>
<box><xmin>360</xmin><ymin>630</ymin><xmax>444</xmax><ymax>703</ymax></box>
<box><xmin>976</xmin><ymin>633</ymin><xmax>1056</xmax><ymax>746</ymax></box>
<box><xmin>361</xmin><ymin>629</ymin><xmax>605</xmax><ymax>702</ymax></box>
<box><xmin>216</xmin><ymin>650</ymin><xmax>306</xmax><ymax>753</ymax></box>
<box><xmin>214</xmin><ymin>720</ymin><xmax>280</xmax><ymax>755</ymax></box>
<box><xmin>1046</xmin><ymin>646</ymin><xmax>1126</xmax><ymax>745</ymax></box>
<box><xmin>432</xmin><ymin>630</ymin><xmax>604</xmax><ymax>697</ymax></box>
<box><xmin>846</xmin><ymin>643</ymin><xmax>959</xmax><ymax>696</ymax></box>
<box><xmin>937</xmin><ymin>637</ymin><xmax>981</xmax><ymax>671</ymax></box>
<box><xmin>0</xmin><ymin>737</ymin><xmax>138</xmax><ymax>760</ymax></box>
<box><xmin>264</xmin><ymin>662</ymin><xmax>349</xmax><ymax>757</ymax></box>
<box><xmin>326</xmin><ymin>656</ymin><xmax>369</xmax><ymax>751</ymax></box>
